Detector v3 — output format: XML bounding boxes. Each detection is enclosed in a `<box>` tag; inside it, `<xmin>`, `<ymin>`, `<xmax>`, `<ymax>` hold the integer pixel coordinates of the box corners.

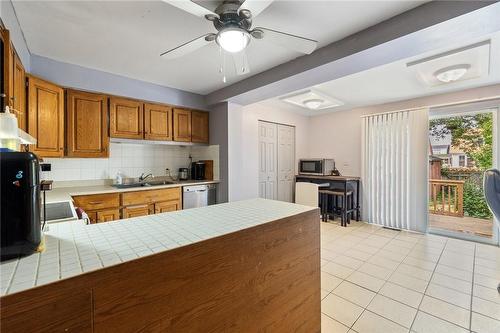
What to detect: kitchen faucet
<box><xmin>139</xmin><ymin>173</ymin><xmax>153</xmax><ymax>182</ymax></box>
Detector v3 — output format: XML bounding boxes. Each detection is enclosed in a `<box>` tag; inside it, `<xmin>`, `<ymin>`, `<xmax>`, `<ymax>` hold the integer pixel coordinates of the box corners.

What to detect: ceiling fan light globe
<box><xmin>216</xmin><ymin>28</ymin><xmax>250</xmax><ymax>53</ymax></box>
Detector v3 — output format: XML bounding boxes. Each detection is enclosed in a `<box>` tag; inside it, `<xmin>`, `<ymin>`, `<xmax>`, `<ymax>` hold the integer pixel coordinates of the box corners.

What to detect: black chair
<box><xmin>483</xmin><ymin>169</ymin><xmax>500</xmax><ymax>294</ymax></box>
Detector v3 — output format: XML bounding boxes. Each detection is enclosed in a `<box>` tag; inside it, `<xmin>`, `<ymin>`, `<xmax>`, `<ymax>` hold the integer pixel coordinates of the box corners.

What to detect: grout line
<box><xmin>408</xmin><ymin>237</ymin><xmax>448</xmax><ymax>331</ymax></box>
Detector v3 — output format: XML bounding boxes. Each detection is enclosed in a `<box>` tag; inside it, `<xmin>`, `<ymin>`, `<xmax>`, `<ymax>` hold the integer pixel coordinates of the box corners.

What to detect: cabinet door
<box><xmin>1</xmin><ymin>28</ymin><xmax>11</xmax><ymax>112</ymax></box>
<box><xmin>173</xmin><ymin>108</ymin><xmax>191</xmax><ymax>142</ymax></box>
<box><xmin>66</xmin><ymin>90</ymin><xmax>109</xmax><ymax>157</ymax></box>
<box><xmin>122</xmin><ymin>205</ymin><xmax>152</xmax><ymax>219</ymax></box>
<box><xmin>12</xmin><ymin>53</ymin><xmax>26</xmax><ymax>131</ymax></box>
<box><xmin>96</xmin><ymin>209</ymin><xmax>120</xmax><ymax>223</ymax></box>
<box><xmin>144</xmin><ymin>103</ymin><xmax>172</xmax><ymax>141</ymax></box>
<box><xmin>155</xmin><ymin>200</ymin><xmax>180</xmax><ymax>213</ymax></box>
<box><xmin>109</xmin><ymin>97</ymin><xmax>143</xmax><ymax>139</ymax></box>
<box><xmin>27</xmin><ymin>76</ymin><xmax>65</xmax><ymax>157</ymax></box>
<box><xmin>191</xmin><ymin>111</ymin><xmax>209</xmax><ymax>143</ymax></box>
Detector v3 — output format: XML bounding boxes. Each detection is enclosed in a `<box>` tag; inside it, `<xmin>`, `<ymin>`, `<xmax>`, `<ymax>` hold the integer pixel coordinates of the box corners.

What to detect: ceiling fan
<box><xmin>160</xmin><ymin>0</ymin><xmax>318</xmax><ymax>78</ymax></box>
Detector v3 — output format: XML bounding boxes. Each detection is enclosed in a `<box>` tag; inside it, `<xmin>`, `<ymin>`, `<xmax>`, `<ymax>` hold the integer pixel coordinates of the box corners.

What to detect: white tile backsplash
<box><xmin>42</xmin><ymin>143</ymin><xmax>220</xmax><ymax>181</ymax></box>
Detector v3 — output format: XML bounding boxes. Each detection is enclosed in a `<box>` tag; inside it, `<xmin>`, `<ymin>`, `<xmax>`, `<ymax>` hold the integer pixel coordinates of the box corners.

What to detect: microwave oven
<box><xmin>299</xmin><ymin>159</ymin><xmax>335</xmax><ymax>176</ymax></box>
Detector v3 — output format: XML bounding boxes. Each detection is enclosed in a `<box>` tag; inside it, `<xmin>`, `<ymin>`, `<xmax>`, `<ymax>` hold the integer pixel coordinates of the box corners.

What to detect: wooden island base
<box><xmin>1</xmin><ymin>209</ymin><xmax>320</xmax><ymax>333</ymax></box>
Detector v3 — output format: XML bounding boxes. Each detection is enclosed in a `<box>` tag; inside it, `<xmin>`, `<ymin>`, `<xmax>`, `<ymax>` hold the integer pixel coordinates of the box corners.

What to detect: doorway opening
<box><xmin>428</xmin><ymin>108</ymin><xmax>497</xmax><ymax>242</ymax></box>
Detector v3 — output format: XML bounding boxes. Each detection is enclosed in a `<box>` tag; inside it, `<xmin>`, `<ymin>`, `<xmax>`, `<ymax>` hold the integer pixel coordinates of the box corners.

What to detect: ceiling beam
<box><xmin>205</xmin><ymin>1</ymin><xmax>499</xmax><ymax>106</ymax></box>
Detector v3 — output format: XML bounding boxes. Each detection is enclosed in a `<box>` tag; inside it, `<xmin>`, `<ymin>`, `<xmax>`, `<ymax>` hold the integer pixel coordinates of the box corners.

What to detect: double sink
<box><xmin>112</xmin><ymin>176</ymin><xmax>177</xmax><ymax>189</ymax></box>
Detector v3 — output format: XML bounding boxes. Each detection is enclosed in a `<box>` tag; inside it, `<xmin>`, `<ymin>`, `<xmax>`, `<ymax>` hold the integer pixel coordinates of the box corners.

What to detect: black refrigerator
<box><xmin>1</xmin><ymin>152</ymin><xmax>41</xmax><ymax>261</ymax></box>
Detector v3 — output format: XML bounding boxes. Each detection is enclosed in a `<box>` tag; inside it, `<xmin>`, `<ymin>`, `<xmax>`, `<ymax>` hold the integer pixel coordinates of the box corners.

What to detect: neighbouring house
<box><xmin>430</xmin><ymin>132</ymin><xmax>474</xmax><ymax>168</ymax></box>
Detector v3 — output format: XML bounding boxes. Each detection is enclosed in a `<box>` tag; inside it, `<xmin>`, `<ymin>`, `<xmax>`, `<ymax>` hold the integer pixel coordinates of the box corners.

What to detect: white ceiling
<box><xmin>258</xmin><ymin>31</ymin><xmax>500</xmax><ymax>116</ymax></box>
<box><xmin>12</xmin><ymin>0</ymin><xmax>425</xmax><ymax>94</ymax></box>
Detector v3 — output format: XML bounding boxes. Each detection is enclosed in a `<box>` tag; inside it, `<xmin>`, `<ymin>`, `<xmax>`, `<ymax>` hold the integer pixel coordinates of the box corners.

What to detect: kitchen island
<box><xmin>0</xmin><ymin>199</ymin><xmax>320</xmax><ymax>332</ymax></box>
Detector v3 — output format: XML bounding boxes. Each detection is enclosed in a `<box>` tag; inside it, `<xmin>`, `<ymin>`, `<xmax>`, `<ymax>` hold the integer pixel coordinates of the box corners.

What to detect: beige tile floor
<box><xmin>320</xmin><ymin>220</ymin><xmax>500</xmax><ymax>333</ymax></box>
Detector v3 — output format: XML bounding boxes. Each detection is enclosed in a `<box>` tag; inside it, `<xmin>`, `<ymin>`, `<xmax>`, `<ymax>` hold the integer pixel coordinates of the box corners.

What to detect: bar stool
<box><xmin>319</xmin><ymin>189</ymin><xmax>354</xmax><ymax>226</ymax></box>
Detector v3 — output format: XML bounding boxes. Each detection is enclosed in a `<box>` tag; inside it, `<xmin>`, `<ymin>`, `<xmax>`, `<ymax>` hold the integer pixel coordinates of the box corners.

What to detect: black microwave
<box><xmin>299</xmin><ymin>159</ymin><xmax>335</xmax><ymax>176</ymax></box>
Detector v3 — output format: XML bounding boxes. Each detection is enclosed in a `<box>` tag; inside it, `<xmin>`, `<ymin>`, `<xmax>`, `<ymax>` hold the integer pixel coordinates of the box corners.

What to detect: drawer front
<box><xmin>121</xmin><ymin>187</ymin><xmax>181</xmax><ymax>206</ymax></box>
<box><xmin>73</xmin><ymin>193</ymin><xmax>120</xmax><ymax>211</ymax></box>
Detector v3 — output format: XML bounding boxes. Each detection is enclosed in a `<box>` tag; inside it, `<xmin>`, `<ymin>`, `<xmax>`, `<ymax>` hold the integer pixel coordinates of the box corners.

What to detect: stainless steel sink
<box><xmin>112</xmin><ymin>177</ymin><xmax>176</xmax><ymax>189</ymax></box>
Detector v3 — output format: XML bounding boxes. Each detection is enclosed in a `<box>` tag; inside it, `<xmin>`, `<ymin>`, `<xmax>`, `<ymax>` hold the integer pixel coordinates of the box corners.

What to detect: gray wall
<box><xmin>30</xmin><ymin>55</ymin><xmax>207</xmax><ymax>110</ymax></box>
<box><xmin>209</xmin><ymin>102</ymin><xmax>229</xmax><ymax>203</ymax></box>
<box><xmin>0</xmin><ymin>0</ymin><xmax>30</xmax><ymax>70</ymax></box>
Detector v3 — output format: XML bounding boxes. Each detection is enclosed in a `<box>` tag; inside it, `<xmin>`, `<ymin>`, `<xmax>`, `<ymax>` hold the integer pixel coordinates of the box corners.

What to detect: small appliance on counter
<box><xmin>178</xmin><ymin>167</ymin><xmax>189</xmax><ymax>180</ymax></box>
<box><xmin>191</xmin><ymin>161</ymin><xmax>206</xmax><ymax>180</ymax></box>
<box><xmin>298</xmin><ymin>158</ymin><xmax>335</xmax><ymax>176</ymax></box>
<box><xmin>1</xmin><ymin>152</ymin><xmax>42</xmax><ymax>261</ymax></box>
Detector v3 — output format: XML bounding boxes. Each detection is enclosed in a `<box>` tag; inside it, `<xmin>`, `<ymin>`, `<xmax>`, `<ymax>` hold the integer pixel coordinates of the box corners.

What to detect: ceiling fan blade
<box><xmin>239</xmin><ymin>0</ymin><xmax>274</xmax><ymax>17</ymax></box>
<box><xmin>232</xmin><ymin>51</ymin><xmax>251</xmax><ymax>75</ymax></box>
<box><xmin>160</xmin><ymin>34</ymin><xmax>214</xmax><ymax>59</ymax></box>
<box><xmin>161</xmin><ymin>0</ymin><xmax>218</xmax><ymax>18</ymax></box>
<box><xmin>255</xmin><ymin>27</ymin><xmax>317</xmax><ymax>54</ymax></box>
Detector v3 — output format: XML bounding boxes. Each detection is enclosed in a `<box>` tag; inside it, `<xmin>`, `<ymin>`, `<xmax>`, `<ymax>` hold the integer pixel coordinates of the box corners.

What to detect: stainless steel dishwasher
<box><xmin>183</xmin><ymin>184</ymin><xmax>217</xmax><ymax>209</ymax></box>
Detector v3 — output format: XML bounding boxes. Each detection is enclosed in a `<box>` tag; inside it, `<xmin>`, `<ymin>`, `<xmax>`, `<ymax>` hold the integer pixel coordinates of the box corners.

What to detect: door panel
<box><xmin>277</xmin><ymin>125</ymin><xmax>295</xmax><ymax>202</ymax></box>
<box><xmin>144</xmin><ymin>103</ymin><xmax>172</xmax><ymax>141</ymax></box>
<box><xmin>258</xmin><ymin>121</ymin><xmax>277</xmax><ymax>200</ymax></box>
<box><xmin>27</xmin><ymin>76</ymin><xmax>64</xmax><ymax>157</ymax></box>
<box><xmin>173</xmin><ymin>108</ymin><xmax>192</xmax><ymax>142</ymax></box>
<box><xmin>66</xmin><ymin>90</ymin><xmax>109</xmax><ymax>157</ymax></box>
<box><xmin>122</xmin><ymin>205</ymin><xmax>152</xmax><ymax>219</ymax></box>
<box><xmin>110</xmin><ymin>97</ymin><xmax>143</xmax><ymax>139</ymax></box>
<box><xmin>191</xmin><ymin>111</ymin><xmax>209</xmax><ymax>143</ymax></box>
<box><xmin>155</xmin><ymin>200</ymin><xmax>180</xmax><ymax>213</ymax></box>
<box><xmin>12</xmin><ymin>54</ymin><xmax>26</xmax><ymax>131</ymax></box>
<box><xmin>96</xmin><ymin>209</ymin><xmax>120</xmax><ymax>223</ymax></box>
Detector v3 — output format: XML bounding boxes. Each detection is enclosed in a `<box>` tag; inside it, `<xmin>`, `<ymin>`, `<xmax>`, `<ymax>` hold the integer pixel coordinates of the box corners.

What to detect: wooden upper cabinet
<box><xmin>27</xmin><ymin>76</ymin><xmax>65</xmax><ymax>157</ymax></box>
<box><xmin>0</xmin><ymin>28</ymin><xmax>10</xmax><ymax>112</ymax></box>
<box><xmin>1</xmin><ymin>27</ymin><xmax>26</xmax><ymax>130</ymax></box>
<box><xmin>66</xmin><ymin>90</ymin><xmax>109</xmax><ymax>157</ymax></box>
<box><xmin>144</xmin><ymin>103</ymin><xmax>172</xmax><ymax>141</ymax></box>
<box><xmin>12</xmin><ymin>54</ymin><xmax>26</xmax><ymax>131</ymax></box>
<box><xmin>110</xmin><ymin>97</ymin><xmax>143</xmax><ymax>139</ymax></box>
<box><xmin>173</xmin><ymin>108</ymin><xmax>191</xmax><ymax>142</ymax></box>
<box><xmin>191</xmin><ymin>111</ymin><xmax>209</xmax><ymax>143</ymax></box>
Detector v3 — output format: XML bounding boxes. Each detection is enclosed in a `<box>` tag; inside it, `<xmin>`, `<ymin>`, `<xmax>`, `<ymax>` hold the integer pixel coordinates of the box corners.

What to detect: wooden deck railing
<box><xmin>429</xmin><ymin>179</ymin><xmax>464</xmax><ymax>217</ymax></box>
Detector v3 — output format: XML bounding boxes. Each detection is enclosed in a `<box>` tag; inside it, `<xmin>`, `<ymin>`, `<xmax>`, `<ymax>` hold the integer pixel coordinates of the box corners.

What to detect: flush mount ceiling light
<box><xmin>434</xmin><ymin>64</ymin><xmax>471</xmax><ymax>83</ymax></box>
<box><xmin>280</xmin><ymin>89</ymin><xmax>344</xmax><ymax>110</ymax></box>
<box><xmin>302</xmin><ymin>98</ymin><xmax>324</xmax><ymax>110</ymax></box>
<box><xmin>406</xmin><ymin>40</ymin><xmax>490</xmax><ymax>86</ymax></box>
<box><xmin>216</xmin><ymin>27</ymin><xmax>251</xmax><ymax>53</ymax></box>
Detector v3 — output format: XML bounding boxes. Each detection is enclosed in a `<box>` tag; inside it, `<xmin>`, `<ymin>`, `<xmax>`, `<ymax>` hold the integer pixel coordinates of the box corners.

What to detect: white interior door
<box><xmin>277</xmin><ymin>124</ymin><xmax>295</xmax><ymax>202</ymax></box>
<box><xmin>258</xmin><ymin>121</ymin><xmax>277</xmax><ymax>199</ymax></box>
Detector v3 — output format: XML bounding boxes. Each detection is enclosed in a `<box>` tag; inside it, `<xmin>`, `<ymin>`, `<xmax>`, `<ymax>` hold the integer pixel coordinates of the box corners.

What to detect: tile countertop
<box><xmin>45</xmin><ymin>179</ymin><xmax>220</xmax><ymax>203</ymax></box>
<box><xmin>0</xmin><ymin>198</ymin><xmax>317</xmax><ymax>296</ymax></box>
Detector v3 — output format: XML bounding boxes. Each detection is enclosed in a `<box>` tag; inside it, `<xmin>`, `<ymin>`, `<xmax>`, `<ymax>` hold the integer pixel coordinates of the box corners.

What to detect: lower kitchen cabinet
<box><xmin>155</xmin><ymin>200</ymin><xmax>180</xmax><ymax>213</ymax></box>
<box><xmin>122</xmin><ymin>205</ymin><xmax>153</xmax><ymax>219</ymax></box>
<box><xmin>72</xmin><ymin>187</ymin><xmax>182</xmax><ymax>223</ymax></box>
<box><xmin>97</xmin><ymin>209</ymin><xmax>121</xmax><ymax>223</ymax></box>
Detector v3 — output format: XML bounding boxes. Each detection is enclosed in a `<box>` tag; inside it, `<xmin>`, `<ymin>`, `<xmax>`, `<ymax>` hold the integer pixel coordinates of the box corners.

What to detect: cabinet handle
<box><xmin>88</xmin><ymin>201</ymin><xmax>103</xmax><ymax>205</ymax></box>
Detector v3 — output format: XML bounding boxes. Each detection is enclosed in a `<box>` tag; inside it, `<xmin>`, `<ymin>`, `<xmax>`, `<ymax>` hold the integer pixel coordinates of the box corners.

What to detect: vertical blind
<box><xmin>361</xmin><ymin>109</ymin><xmax>429</xmax><ymax>232</ymax></box>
